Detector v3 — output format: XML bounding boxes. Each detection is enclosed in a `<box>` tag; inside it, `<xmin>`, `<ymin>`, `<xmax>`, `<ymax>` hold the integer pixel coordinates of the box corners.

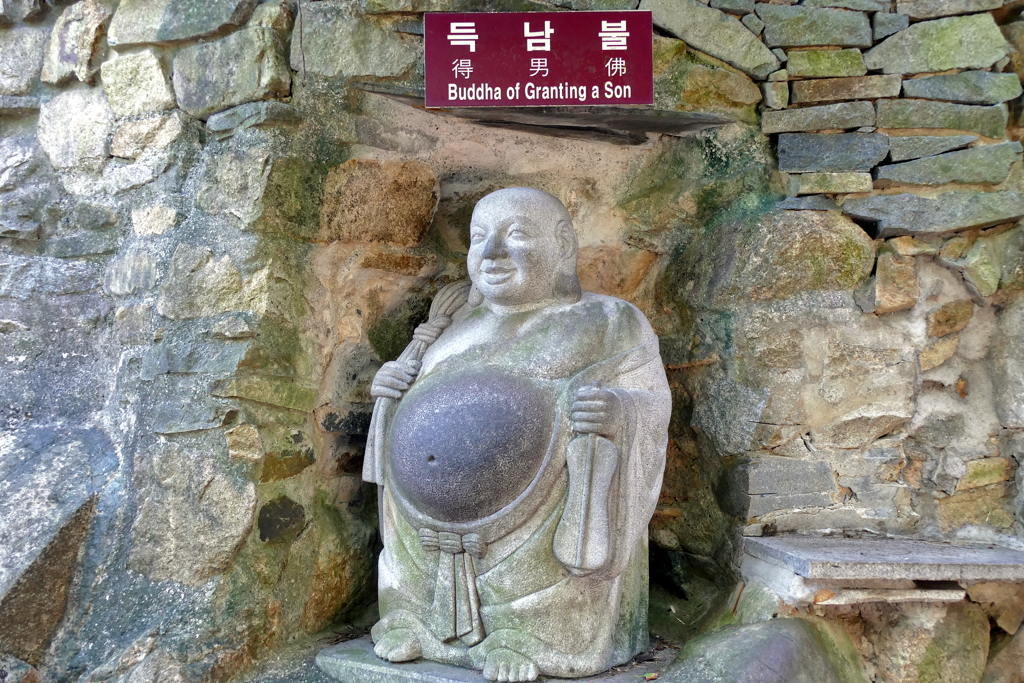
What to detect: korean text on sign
<box><xmin>424</xmin><ymin>11</ymin><xmax>653</xmax><ymax>108</ymax></box>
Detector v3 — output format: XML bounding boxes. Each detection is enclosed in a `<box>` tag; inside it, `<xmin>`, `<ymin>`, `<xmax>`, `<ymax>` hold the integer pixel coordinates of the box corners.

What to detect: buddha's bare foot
<box><xmin>373</xmin><ymin>628</ymin><xmax>422</xmax><ymax>662</ymax></box>
<box><xmin>483</xmin><ymin>648</ymin><xmax>539</xmax><ymax>682</ymax></box>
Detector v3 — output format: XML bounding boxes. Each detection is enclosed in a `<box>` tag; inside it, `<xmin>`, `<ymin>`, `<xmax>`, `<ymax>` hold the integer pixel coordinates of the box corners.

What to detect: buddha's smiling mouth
<box><xmin>481</xmin><ymin>265</ymin><xmax>516</xmax><ymax>284</ymax></box>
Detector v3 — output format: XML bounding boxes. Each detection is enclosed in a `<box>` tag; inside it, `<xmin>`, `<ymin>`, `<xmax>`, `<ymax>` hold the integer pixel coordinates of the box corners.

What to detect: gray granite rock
<box><xmin>745</xmin><ymin>536</ymin><xmax>1024</xmax><ymax>580</ymax></box>
<box><xmin>290</xmin><ymin>5</ymin><xmax>420</xmax><ymax>79</ymax></box>
<box><xmin>761</xmin><ymin>80</ymin><xmax>788</xmax><ymax>109</ymax></box>
<box><xmin>902</xmin><ymin>71</ymin><xmax>1023</xmax><ymax>105</ymax></box>
<box><xmin>741</xmin><ymin>12</ymin><xmax>764</xmax><ymax>35</ymax></box>
<box><xmin>173</xmin><ymin>27</ymin><xmax>290</xmax><ymax>119</ymax></box>
<box><xmin>876</xmin><ymin>100</ymin><xmax>1007</xmax><ymax>139</ymax></box>
<box><xmin>786</xmin><ymin>48</ymin><xmax>866</xmax><ymax>78</ymax></box>
<box><xmin>755</xmin><ymin>4</ymin><xmax>872</xmax><ymax>48</ymax></box>
<box><xmin>896</xmin><ymin>0</ymin><xmax>1000</xmax><ymax>19</ymax></box>
<box><xmin>100</xmin><ymin>50</ymin><xmax>176</xmax><ymax>116</ymax></box>
<box><xmin>864</xmin><ymin>14</ymin><xmax>1010</xmax><ymax>74</ymax></box>
<box><xmin>772</xmin><ymin>47</ymin><xmax>787</xmax><ymax>62</ymax></box>
<box><xmin>40</xmin><ymin>0</ymin><xmax>111</xmax><ymax>85</ymax></box>
<box><xmin>875</xmin><ymin>141</ymin><xmax>1022</xmax><ymax>187</ymax></box>
<box><xmin>888</xmin><ymin>135</ymin><xmax>977</xmax><ymax>161</ymax></box>
<box><xmin>762</xmin><ymin>101</ymin><xmax>875</xmax><ymax>133</ymax></box>
<box><xmin>665</xmin><ymin>619</ymin><xmax>846</xmax><ymax>683</ymax></box>
<box><xmin>843</xmin><ymin>190</ymin><xmax>1024</xmax><ymax>237</ymax></box>
<box><xmin>778</xmin><ymin>133</ymin><xmax>889</xmax><ymax>172</ymax></box>
<box><xmin>790</xmin><ymin>74</ymin><xmax>902</xmax><ymax>103</ymax></box>
<box><xmin>0</xmin><ymin>27</ymin><xmax>47</xmax><ymax>96</ymax></box>
<box><xmin>108</xmin><ymin>0</ymin><xmax>257</xmax><ymax>47</ymax></box>
<box><xmin>0</xmin><ymin>136</ymin><xmax>57</xmax><ymax>241</ymax></box>
<box><xmin>206</xmin><ymin>101</ymin><xmax>302</xmax><ymax>139</ymax></box>
<box><xmin>711</xmin><ymin>0</ymin><xmax>753</xmax><ymax>14</ymax></box>
<box><xmin>37</xmin><ymin>88</ymin><xmax>114</xmax><ymax>174</ymax></box>
<box><xmin>776</xmin><ymin>195</ymin><xmax>841</xmax><ymax>210</ymax></box>
<box><xmin>990</xmin><ymin>297</ymin><xmax>1024</xmax><ymax>428</ymax></box>
<box><xmin>0</xmin><ymin>656</ymin><xmax>40</xmax><ymax>683</ymax></box>
<box><xmin>641</xmin><ymin>0</ymin><xmax>780</xmax><ymax>79</ymax></box>
<box><xmin>0</xmin><ymin>96</ymin><xmax>40</xmax><ymax>115</ymax></box>
<box><xmin>804</xmin><ymin>0</ymin><xmax>887</xmax><ymax>9</ymax></box>
<box><xmin>873</xmin><ymin>12</ymin><xmax>908</xmax><ymax>41</ymax></box>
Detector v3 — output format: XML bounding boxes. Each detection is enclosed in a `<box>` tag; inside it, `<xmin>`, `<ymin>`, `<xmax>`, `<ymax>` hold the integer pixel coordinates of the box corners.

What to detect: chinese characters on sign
<box><xmin>424</xmin><ymin>11</ymin><xmax>653</xmax><ymax>107</ymax></box>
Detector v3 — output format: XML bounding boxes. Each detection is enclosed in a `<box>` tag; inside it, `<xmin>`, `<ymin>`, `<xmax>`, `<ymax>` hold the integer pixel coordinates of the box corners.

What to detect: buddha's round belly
<box><xmin>387</xmin><ymin>369</ymin><xmax>556</xmax><ymax>523</ymax></box>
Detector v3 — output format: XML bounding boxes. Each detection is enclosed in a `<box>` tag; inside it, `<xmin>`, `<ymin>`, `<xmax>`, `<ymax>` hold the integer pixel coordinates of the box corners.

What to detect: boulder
<box><xmin>888</xmin><ymin>134</ymin><xmax>977</xmax><ymax>162</ymax></box>
<box><xmin>762</xmin><ymin>101</ymin><xmax>874</xmax><ymax>133</ymax></box>
<box><xmin>844</xmin><ymin>191</ymin><xmax>1024</xmax><ymax>238</ymax></box>
<box><xmin>756</xmin><ymin>4</ymin><xmax>872</xmax><ymax>48</ymax></box>
<box><xmin>864</xmin><ymin>14</ymin><xmax>1010</xmax><ymax>75</ymax></box>
<box><xmin>641</xmin><ymin>0</ymin><xmax>780</xmax><ymax>79</ymax></box>
<box><xmin>172</xmin><ymin>27</ymin><xmax>290</xmax><ymax>120</ymax></box>
<box><xmin>0</xmin><ymin>28</ymin><xmax>47</xmax><ymax>96</ymax></box>
<box><xmin>902</xmin><ymin>71</ymin><xmax>1022</xmax><ymax>105</ymax></box>
<box><xmin>875</xmin><ymin>142</ymin><xmax>1022</xmax><ymax>188</ymax></box>
<box><xmin>319</xmin><ymin>159</ymin><xmax>439</xmax><ymax>247</ymax></box>
<box><xmin>40</xmin><ymin>0</ymin><xmax>111</xmax><ymax>85</ymax></box>
<box><xmin>108</xmin><ymin>0</ymin><xmax>257</xmax><ymax>47</ymax></box>
<box><xmin>876</xmin><ymin>100</ymin><xmax>1007</xmax><ymax>139</ymax></box>
<box><xmin>790</xmin><ymin>75</ymin><xmax>902</xmax><ymax>104</ymax></box>
<box><xmin>100</xmin><ymin>50</ymin><xmax>176</xmax><ymax>117</ymax></box>
<box><xmin>786</xmin><ymin>48</ymin><xmax>866</xmax><ymax>78</ymax></box>
<box><xmin>289</xmin><ymin>6</ymin><xmax>420</xmax><ymax>79</ymax></box>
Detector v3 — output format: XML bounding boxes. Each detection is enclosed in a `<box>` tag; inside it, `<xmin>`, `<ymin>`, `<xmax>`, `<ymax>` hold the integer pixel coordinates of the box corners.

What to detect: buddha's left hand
<box><xmin>571</xmin><ymin>386</ymin><xmax>623</xmax><ymax>440</ymax></box>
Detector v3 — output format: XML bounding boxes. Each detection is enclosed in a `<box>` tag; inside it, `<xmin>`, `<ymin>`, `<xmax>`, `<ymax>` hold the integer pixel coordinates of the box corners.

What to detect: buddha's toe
<box><xmin>373</xmin><ymin>628</ymin><xmax>422</xmax><ymax>662</ymax></box>
<box><xmin>483</xmin><ymin>648</ymin><xmax>538</xmax><ymax>682</ymax></box>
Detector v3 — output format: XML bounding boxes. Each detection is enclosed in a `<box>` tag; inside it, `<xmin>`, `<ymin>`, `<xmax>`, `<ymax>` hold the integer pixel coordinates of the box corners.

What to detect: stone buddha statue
<box><xmin>362</xmin><ymin>188</ymin><xmax>671</xmax><ymax>682</ymax></box>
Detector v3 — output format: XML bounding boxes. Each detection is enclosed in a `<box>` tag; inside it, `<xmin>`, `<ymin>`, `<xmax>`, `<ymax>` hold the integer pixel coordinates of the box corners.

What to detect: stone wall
<box><xmin>0</xmin><ymin>0</ymin><xmax>1022</xmax><ymax>682</ymax></box>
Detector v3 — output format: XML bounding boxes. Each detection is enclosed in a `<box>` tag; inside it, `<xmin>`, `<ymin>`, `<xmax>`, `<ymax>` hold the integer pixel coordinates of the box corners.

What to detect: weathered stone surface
<box><xmin>250</xmin><ymin>0</ymin><xmax>293</xmax><ymax>34</ymax></box>
<box><xmin>788</xmin><ymin>171</ymin><xmax>872</xmax><ymax>195</ymax></box>
<box><xmin>0</xmin><ymin>135</ymin><xmax>57</xmax><ymax>241</ymax></box>
<box><xmin>257</xmin><ymin>496</ymin><xmax>306</xmax><ymax>543</ymax></box>
<box><xmin>665</xmin><ymin>619</ymin><xmax>848</xmax><ymax>683</ymax></box>
<box><xmin>319</xmin><ymin>159</ymin><xmax>439</xmax><ymax>247</ymax></box>
<box><xmin>876</xmin><ymin>100</ymin><xmax>1008</xmax><ymax>139</ymax></box>
<box><xmin>132</xmin><ymin>204</ymin><xmax>177</xmax><ymax>236</ymax></box>
<box><xmin>969</xmin><ymin>581</ymin><xmax>1024</xmax><ymax>636</ymax></box>
<box><xmin>768</xmin><ymin>68</ymin><xmax>788</xmax><ymax>82</ymax></box>
<box><xmin>0</xmin><ymin>28</ymin><xmax>47</xmax><ymax>96</ymax></box>
<box><xmin>903</xmin><ymin>71</ymin><xmax>1022</xmax><ymax>106</ymax></box>
<box><xmin>938</xmin><ymin>484</ymin><xmax>1016</xmax><ymax>532</ymax></box>
<box><xmin>206</xmin><ymin>101</ymin><xmax>302</xmax><ymax>139</ymax></box>
<box><xmin>47</xmin><ymin>231</ymin><xmax>117</xmax><ymax>258</ymax></box>
<box><xmin>108</xmin><ymin>0</ymin><xmax>257</xmax><ymax>47</ymax></box>
<box><xmin>864</xmin><ymin>14</ymin><xmax>1010</xmax><ymax>75</ymax></box>
<box><xmin>982</xmin><ymin>628</ymin><xmax>1024</xmax><ymax>682</ymax></box>
<box><xmin>755</xmin><ymin>4</ymin><xmax>872</xmax><ymax>48</ymax></box>
<box><xmin>927</xmin><ymin>299</ymin><xmax>973</xmax><ymax>338</ymax></box>
<box><xmin>990</xmin><ymin>297</ymin><xmax>1024</xmax><ymax>428</ymax></box>
<box><xmin>641</xmin><ymin>0</ymin><xmax>780</xmax><ymax>79</ymax></box>
<box><xmin>804</xmin><ymin>0</ymin><xmax>886</xmax><ymax>10</ymax></box>
<box><xmin>40</xmin><ymin>0</ymin><xmax>111</xmax><ymax>85</ymax></box>
<box><xmin>883</xmin><ymin>142</ymin><xmax>1023</xmax><ymax>187</ymax></box>
<box><xmin>762</xmin><ymin>80</ymin><xmax>788</xmax><ymax>109</ymax></box>
<box><xmin>786</xmin><ymin>48</ymin><xmax>866</xmax><ymax>78</ymax></box>
<box><xmin>652</xmin><ymin>37</ymin><xmax>762</xmax><ymax>123</ymax></box>
<box><xmin>920</xmin><ymin>333</ymin><xmax>958</xmax><ymax>371</ymax></box>
<box><xmin>896</xmin><ymin>0</ymin><xmax>1000</xmax><ymax>19</ymax></box>
<box><xmin>957</xmin><ymin>457</ymin><xmax>1011</xmax><ymax>491</ymax></box>
<box><xmin>0</xmin><ymin>96</ymin><xmax>40</xmax><ymax>115</ymax></box>
<box><xmin>0</xmin><ymin>657</ymin><xmax>40</xmax><ymax>683</ymax></box>
<box><xmin>156</xmin><ymin>244</ymin><xmax>268</xmax><ymax>319</ymax></box>
<box><xmin>791</xmin><ymin>75</ymin><xmax>902</xmax><ymax>104</ymax></box>
<box><xmin>888</xmin><ymin>134</ymin><xmax>977</xmax><ymax>162</ymax></box>
<box><xmin>873</xmin><ymin>12</ymin><xmax>909</xmax><ymax>41</ymax></box>
<box><xmin>104</xmin><ymin>251</ymin><xmax>157</xmax><ymax>296</ymax></box>
<box><xmin>290</xmin><ymin>6</ymin><xmax>420</xmax><ymax>79</ymax></box>
<box><xmin>762</xmin><ymin>100</ymin><xmax>874</xmax><ymax>133</ymax></box>
<box><xmin>173</xmin><ymin>27</ymin><xmax>290</xmax><ymax>120</ymax></box>
<box><xmin>711</xmin><ymin>0</ymin><xmax>754</xmax><ymax>14</ymax></box>
<box><xmin>870</xmin><ymin>602</ymin><xmax>990</xmax><ymax>683</ymax></box>
<box><xmin>846</xmin><ymin>191</ymin><xmax>1024</xmax><ymax>238</ymax></box>
<box><xmin>776</xmin><ymin>195</ymin><xmax>840</xmax><ymax>210</ymax></box>
<box><xmin>37</xmin><ymin>88</ymin><xmax>114</xmax><ymax>174</ymax></box>
<box><xmin>778</xmin><ymin>133</ymin><xmax>888</xmax><ymax>172</ymax></box>
<box><xmin>129</xmin><ymin>443</ymin><xmax>256</xmax><ymax>586</ymax></box>
<box><xmin>888</xmin><ymin>235</ymin><xmax>937</xmax><ymax>256</ymax></box>
<box><xmin>875</xmin><ymin>252</ymin><xmax>918</xmax><ymax>314</ymax></box>
<box><xmin>100</xmin><ymin>50</ymin><xmax>175</xmax><ymax>116</ymax></box>
<box><xmin>1</xmin><ymin>0</ymin><xmax>45</xmax><ymax>24</ymax></box>
<box><xmin>741</xmin><ymin>13</ymin><xmax>763</xmax><ymax>35</ymax></box>
<box><xmin>111</xmin><ymin>111</ymin><xmax>189</xmax><ymax>160</ymax></box>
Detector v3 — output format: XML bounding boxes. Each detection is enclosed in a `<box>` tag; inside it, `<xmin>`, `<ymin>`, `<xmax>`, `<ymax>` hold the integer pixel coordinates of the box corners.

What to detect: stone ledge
<box><xmin>744</xmin><ymin>536</ymin><xmax>1024</xmax><ymax>582</ymax></box>
<box><xmin>316</xmin><ymin>637</ymin><xmax>676</xmax><ymax>683</ymax></box>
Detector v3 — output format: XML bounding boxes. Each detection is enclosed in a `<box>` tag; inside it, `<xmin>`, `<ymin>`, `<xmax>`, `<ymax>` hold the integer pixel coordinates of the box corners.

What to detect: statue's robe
<box><xmin>367</xmin><ymin>292</ymin><xmax>670</xmax><ymax>678</ymax></box>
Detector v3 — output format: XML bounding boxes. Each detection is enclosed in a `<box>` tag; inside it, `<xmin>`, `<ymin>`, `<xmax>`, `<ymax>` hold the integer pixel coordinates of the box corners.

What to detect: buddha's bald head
<box><xmin>467</xmin><ymin>188</ymin><xmax>581</xmax><ymax>308</ymax></box>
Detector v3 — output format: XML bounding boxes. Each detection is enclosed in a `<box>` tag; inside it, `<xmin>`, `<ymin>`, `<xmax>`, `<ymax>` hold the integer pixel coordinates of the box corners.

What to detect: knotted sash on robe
<box><xmin>419</xmin><ymin>529</ymin><xmax>487</xmax><ymax>646</ymax></box>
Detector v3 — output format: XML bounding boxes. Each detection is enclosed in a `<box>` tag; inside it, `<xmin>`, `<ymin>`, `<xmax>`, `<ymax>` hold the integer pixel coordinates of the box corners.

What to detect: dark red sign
<box><xmin>424</xmin><ymin>11</ymin><xmax>653</xmax><ymax>108</ymax></box>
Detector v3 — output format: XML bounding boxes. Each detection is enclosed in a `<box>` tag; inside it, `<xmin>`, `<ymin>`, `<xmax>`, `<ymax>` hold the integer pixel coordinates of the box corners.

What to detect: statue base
<box><xmin>315</xmin><ymin>636</ymin><xmax>676</xmax><ymax>683</ymax></box>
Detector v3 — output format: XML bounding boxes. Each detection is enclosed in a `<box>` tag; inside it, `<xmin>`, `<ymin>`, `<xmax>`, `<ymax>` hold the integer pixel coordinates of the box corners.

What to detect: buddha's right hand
<box><xmin>371</xmin><ymin>359</ymin><xmax>422</xmax><ymax>400</ymax></box>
